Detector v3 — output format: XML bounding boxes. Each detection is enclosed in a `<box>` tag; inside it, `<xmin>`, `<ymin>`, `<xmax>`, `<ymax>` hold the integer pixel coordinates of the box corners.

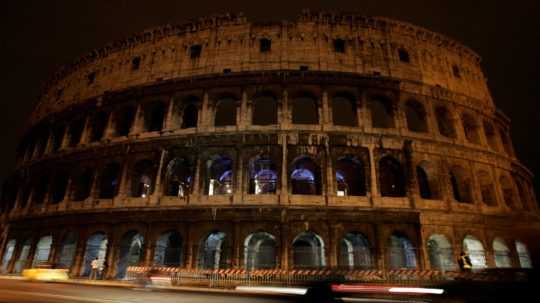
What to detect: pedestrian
<box><xmin>458</xmin><ymin>251</ymin><xmax>472</xmax><ymax>272</ymax></box>
<box><xmin>100</xmin><ymin>261</ymin><xmax>108</xmax><ymax>280</ymax></box>
<box><xmin>90</xmin><ymin>257</ymin><xmax>99</xmax><ymax>280</ymax></box>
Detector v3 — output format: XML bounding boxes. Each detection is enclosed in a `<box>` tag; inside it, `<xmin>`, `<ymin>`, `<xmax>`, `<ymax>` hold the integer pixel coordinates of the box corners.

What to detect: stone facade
<box><xmin>0</xmin><ymin>11</ymin><xmax>538</xmax><ymax>279</ymax></box>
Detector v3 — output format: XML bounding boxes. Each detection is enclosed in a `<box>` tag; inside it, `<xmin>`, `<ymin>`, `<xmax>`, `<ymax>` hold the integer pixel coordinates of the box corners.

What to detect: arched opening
<box><xmin>214</xmin><ymin>97</ymin><xmax>237</xmax><ymax>127</ymax></box>
<box><xmin>131</xmin><ymin>160</ymin><xmax>155</xmax><ymax>198</ymax></box>
<box><xmin>449</xmin><ymin>166</ymin><xmax>473</xmax><ymax>203</ymax></box>
<box><xmin>500</xmin><ymin>176</ymin><xmax>517</xmax><ymax>209</ymax></box>
<box><xmin>369</xmin><ymin>96</ymin><xmax>394</xmax><ymax>129</ymax></box>
<box><xmin>499</xmin><ymin>129</ymin><xmax>513</xmax><ymax>156</ymax></box>
<box><xmin>99</xmin><ymin>162</ymin><xmax>121</xmax><ymax>199</ymax></box>
<box><xmin>405</xmin><ymin>100</ymin><xmax>428</xmax><ymax>132</ymax></box>
<box><xmin>290</xmin><ymin>156</ymin><xmax>321</xmax><ymax>195</ymax></box>
<box><xmin>50</xmin><ymin>171</ymin><xmax>69</xmax><ymax>204</ymax></box>
<box><xmin>462</xmin><ymin>113</ymin><xmax>480</xmax><ymax>144</ymax></box>
<box><xmin>516</xmin><ymin>241</ymin><xmax>532</xmax><ymax>268</ymax></box>
<box><xmin>248</xmin><ymin>156</ymin><xmax>278</xmax><ymax>194</ymax></box>
<box><xmin>335</xmin><ymin>156</ymin><xmax>366</xmax><ymax>196</ymax></box>
<box><xmin>115</xmin><ymin>231</ymin><xmax>144</xmax><ymax>279</ymax></box>
<box><xmin>244</xmin><ymin>232</ymin><xmax>277</xmax><ymax>270</ymax></box>
<box><xmin>478</xmin><ymin>171</ymin><xmax>497</xmax><ymax>206</ymax></box>
<box><xmin>435</xmin><ymin>106</ymin><xmax>456</xmax><ymax>138</ymax></box>
<box><xmin>416</xmin><ymin>165</ymin><xmax>431</xmax><ymax>199</ymax></box>
<box><xmin>154</xmin><ymin>231</ymin><xmax>183</xmax><ymax>267</ymax></box>
<box><xmin>292</xmin><ymin>231</ymin><xmax>325</xmax><ymax>268</ymax></box>
<box><xmin>89</xmin><ymin>112</ymin><xmax>108</xmax><ymax>142</ymax></box>
<box><xmin>379</xmin><ymin>156</ymin><xmax>406</xmax><ymax>197</ymax></box>
<box><xmin>68</xmin><ymin>118</ymin><xmax>85</xmax><ymax>147</ymax></box>
<box><xmin>32</xmin><ymin>235</ymin><xmax>52</xmax><ymax>267</ymax></box>
<box><xmin>142</xmin><ymin>101</ymin><xmax>166</xmax><ymax>132</ymax></box>
<box><xmin>1</xmin><ymin>239</ymin><xmax>16</xmax><ymax>273</ymax></box>
<box><xmin>31</xmin><ymin>174</ymin><xmax>50</xmax><ymax>206</ymax></box>
<box><xmin>483</xmin><ymin>121</ymin><xmax>498</xmax><ymax>151</ymax></box>
<box><xmin>164</xmin><ymin>158</ymin><xmax>193</xmax><ymax>197</ymax></box>
<box><xmin>291</xmin><ymin>94</ymin><xmax>319</xmax><ymax>124</ymax></box>
<box><xmin>50</xmin><ymin>125</ymin><xmax>65</xmax><ymax>152</ymax></box>
<box><xmin>515</xmin><ymin>176</ymin><xmax>531</xmax><ymax>210</ymax></box>
<box><xmin>14</xmin><ymin>238</ymin><xmax>32</xmax><ymax>273</ymax></box>
<box><xmin>82</xmin><ymin>232</ymin><xmax>108</xmax><ymax>276</ymax></box>
<box><xmin>332</xmin><ymin>94</ymin><xmax>357</xmax><ymax>126</ymax></box>
<box><xmin>71</xmin><ymin>169</ymin><xmax>94</xmax><ymax>201</ymax></box>
<box><xmin>57</xmin><ymin>231</ymin><xmax>78</xmax><ymax>269</ymax></box>
<box><xmin>493</xmin><ymin>238</ymin><xmax>512</xmax><ymax>268</ymax></box>
<box><xmin>206</xmin><ymin>155</ymin><xmax>234</xmax><ymax>195</ymax></box>
<box><xmin>113</xmin><ymin>106</ymin><xmax>135</xmax><ymax>137</ymax></box>
<box><xmin>388</xmin><ymin>233</ymin><xmax>417</xmax><ymax>269</ymax></box>
<box><xmin>181</xmin><ymin>103</ymin><xmax>199</xmax><ymax>129</ymax></box>
<box><xmin>427</xmin><ymin>234</ymin><xmax>455</xmax><ymax>271</ymax></box>
<box><xmin>252</xmin><ymin>93</ymin><xmax>278</xmax><ymax>125</ymax></box>
<box><xmin>463</xmin><ymin>235</ymin><xmax>486</xmax><ymax>268</ymax></box>
<box><xmin>198</xmin><ymin>231</ymin><xmax>229</xmax><ymax>269</ymax></box>
<box><xmin>338</xmin><ymin>232</ymin><xmax>372</xmax><ymax>269</ymax></box>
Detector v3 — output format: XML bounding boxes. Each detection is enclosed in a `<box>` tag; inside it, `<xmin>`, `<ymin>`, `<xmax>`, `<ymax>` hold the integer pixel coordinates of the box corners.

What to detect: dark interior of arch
<box><xmin>72</xmin><ymin>169</ymin><xmax>94</xmax><ymax>201</ymax></box>
<box><xmin>207</xmin><ymin>156</ymin><xmax>233</xmax><ymax>195</ymax></box>
<box><xmin>165</xmin><ymin>158</ymin><xmax>192</xmax><ymax>197</ymax></box>
<box><xmin>450</xmin><ymin>168</ymin><xmax>472</xmax><ymax>203</ymax></box>
<box><xmin>339</xmin><ymin>232</ymin><xmax>372</xmax><ymax>268</ymax></box>
<box><xmin>181</xmin><ymin>102</ymin><xmax>198</xmax><ymax>129</ymax></box>
<box><xmin>154</xmin><ymin>231</ymin><xmax>183</xmax><ymax>267</ymax></box>
<box><xmin>68</xmin><ymin>118</ymin><xmax>85</xmax><ymax>147</ymax></box>
<box><xmin>416</xmin><ymin>166</ymin><xmax>432</xmax><ymax>199</ymax></box>
<box><xmin>90</xmin><ymin>112</ymin><xmax>108</xmax><ymax>142</ymax></box>
<box><xmin>290</xmin><ymin>156</ymin><xmax>321</xmax><ymax>195</ymax></box>
<box><xmin>198</xmin><ymin>231</ymin><xmax>229</xmax><ymax>269</ymax></box>
<box><xmin>483</xmin><ymin>120</ymin><xmax>498</xmax><ymax>150</ymax></box>
<box><xmin>379</xmin><ymin>156</ymin><xmax>405</xmax><ymax>197</ymax></box>
<box><xmin>131</xmin><ymin>160</ymin><xmax>155</xmax><ymax>197</ymax></box>
<box><xmin>462</xmin><ymin>114</ymin><xmax>480</xmax><ymax>143</ymax></box>
<box><xmin>82</xmin><ymin>233</ymin><xmax>107</xmax><ymax>276</ymax></box>
<box><xmin>369</xmin><ymin>97</ymin><xmax>394</xmax><ymax>128</ymax></box>
<box><xmin>99</xmin><ymin>163</ymin><xmax>121</xmax><ymax>199</ymax></box>
<box><xmin>50</xmin><ymin>171</ymin><xmax>69</xmax><ymax>204</ymax></box>
<box><xmin>115</xmin><ymin>231</ymin><xmax>144</xmax><ymax>279</ymax></box>
<box><xmin>252</xmin><ymin>94</ymin><xmax>278</xmax><ymax>125</ymax></box>
<box><xmin>143</xmin><ymin>102</ymin><xmax>165</xmax><ymax>132</ymax></box>
<box><xmin>388</xmin><ymin>233</ymin><xmax>416</xmax><ymax>269</ymax></box>
<box><xmin>51</xmin><ymin>125</ymin><xmax>65</xmax><ymax>152</ymax></box>
<box><xmin>214</xmin><ymin>97</ymin><xmax>237</xmax><ymax>126</ymax></box>
<box><xmin>332</xmin><ymin>94</ymin><xmax>357</xmax><ymax>126</ymax></box>
<box><xmin>291</xmin><ymin>95</ymin><xmax>318</xmax><ymax>124</ymax></box>
<box><xmin>435</xmin><ymin>107</ymin><xmax>456</xmax><ymax>138</ymax></box>
<box><xmin>57</xmin><ymin>231</ymin><xmax>77</xmax><ymax>269</ymax></box>
<box><xmin>405</xmin><ymin>100</ymin><xmax>428</xmax><ymax>132</ymax></box>
<box><xmin>249</xmin><ymin>156</ymin><xmax>277</xmax><ymax>194</ymax></box>
<box><xmin>245</xmin><ymin>232</ymin><xmax>277</xmax><ymax>270</ymax></box>
<box><xmin>32</xmin><ymin>174</ymin><xmax>50</xmax><ymax>205</ymax></box>
<box><xmin>114</xmin><ymin>106</ymin><xmax>135</xmax><ymax>136</ymax></box>
<box><xmin>293</xmin><ymin>232</ymin><xmax>323</xmax><ymax>268</ymax></box>
<box><xmin>335</xmin><ymin>157</ymin><xmax>366</xmax><ymax>196</ymax></box>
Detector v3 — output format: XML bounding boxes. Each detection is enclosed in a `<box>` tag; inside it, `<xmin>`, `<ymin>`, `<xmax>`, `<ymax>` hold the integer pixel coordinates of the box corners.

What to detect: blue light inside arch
<box><xmin>218</xmin><ymin>170</ymin><xmax>233</xmax><ymax>182</ymax></box>
<box><xmin>291</xmin><ymin>168</ymin><xmax>314</xmax><ymax>181</ymax></box>
<box><xmin>254</xmin><ymin>169</ymin><xmax>277</xmax><ymax>181</ymax></box>
<box><xmin>336</xmin><ymin>171</ymin><xmax>345</xmax><ymax>183</ymax></box>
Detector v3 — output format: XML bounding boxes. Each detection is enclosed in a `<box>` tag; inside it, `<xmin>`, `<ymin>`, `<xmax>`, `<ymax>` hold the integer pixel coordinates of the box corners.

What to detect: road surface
<box><xmin>0</xmin><ymin>279</ymin><xmax>300</xmax><ymax>303</ymax></box>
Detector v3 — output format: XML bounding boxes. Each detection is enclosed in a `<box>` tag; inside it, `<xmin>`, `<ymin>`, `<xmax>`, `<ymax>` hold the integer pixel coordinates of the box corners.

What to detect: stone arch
<box><xmin>205</xmin><ymin>155</ymin><xmax>234</xmax><ymax>195</ymax></box>
<box><xmin>71</xmin><ymin>168</ymin><xmax>94</xmax><ymax>201</ymax></box>
<box><xmin>369</xmin><ymin>96</ymin><xmax>394</xmax><ymax>128</ymax></box>
<box><xmin>153</xmin><ymin>230</ymin><xmax>183</xmax><ymax>267</ymax></box>
<box><xmin>462</xmin><ymin>112</ymin><xmax>480</xmax><ymax>144</ymax></box>
<box><xmin>435</xmin><ymin>106</ymin><xmax>456</xmax><ymax>138</ymax></box>
<box><xmin>175</xmin><ymin>95</ymin><xmax>200</xmax><ymax>129</ymax></box>
<box><xmin>112</xmin><ymin>106</ymin><xmax>135</xmax><ymax>137</ymax></box>
<box><xmin>82</xmin><ymin>232</ymin><xmax>108</xmax><ymax>276</ymax></box>
<box><xmin>1</xmin><ymin>239</ymin><xmax>16</xmax><ymax>273</ymax></box>
<box><xmin>99</xmin><ymin>162</ymin><xmax>121</xmax><ymax>199</ymax></box>
<box><xmin>14</xmin><ymin>238</ymin><xmax>32</xmax><ymax>273</ymax></box>
<box><xmin>115</xmin><ymin>230</ymin><xmax>144</xmax><ymax>279</ymax></box>
<box><xmin>32</xmin><ymin>235</ymin><xmax>53</xmax><ymax>267</ymax></box>
<box><xmin>379</xmin><ymin>156</ymin><xmax>406</xmax><ymax>197</ymax></box>
<box><xmin>499</xmin><ymin>175</ymin><xmax>517</xmax><ymax>209</ymax></box>
<box><xmin>56</xmin><ymin>231</ymin><xmax>78</xmax><ymax>269</ymax></box>
<box><xmin>335</xmin><ymin>156</ymin><xmax>366</xmax><ymax>196</ymax></box>
<box><xmin>514</xmin><ymin>176</ymin><xmax>531</xmax><ymax>210</ymax></box>
<box><xmin>291</xmin><ymin>92</ymin><xmax>319</xmax><ymax>125</ymax></box>
<box><xmin>142</xmin><ymin>101</ymin><xmax>166</xmax><ymax>132</ymax></box>
<box><xmin>388</xmin><ymin>232</ymin><xmax>417</xmax><ymax>269</ymax></box>
<box><xmin>252</xmin><ymin>92</ymin><xmax>278</xmax><ymax>126</ymax></box>
<box><xmin>493</xmin><ymin>237</ymin><xmax>512</xmax><ymax>268</ymax></box>
<box><xmin>214</xmin><ymin>95</ymin><xmax>238</xmax><ymax>127</ymax></box>
<box><xmin>338</xmin><ymin>232</ymin><xmax>372</xmax><ymax>269</ymax></box>
<box><xmin>427</xmin><ymin>234</ymin><xmax>455</xmax><ymax>271</ymax></box>
<box><xmin>290</xmin><ymin>156</ymin><xmax>321</xmax><ymax>195</ymax></box>
<box><xmin>164</xmin><ymin>157</ymin><xmax>193</xmax><ymax>197</ymax></box>
<box><xmin>331</xmin><ymin>93</ymin><xmax>357</xmax><ymax>127</ymax></box>
<box><xmin>67</xmin><ymin>117</ymin><xmax>85</xmax><ymax>147</ymax></box>
<box><xmin>483</xmin><ymin>120</ymin><xmax>498</xmax><ymax>151</ymax></box>
<box><xmin>463</xmin><ymin>235</ymin><xmax>487</xmax><ymax>268</ymax></box>
<box><xmin>31</xmin><ymin>173</ymin><xmax>50</xmax><ymax>206</ymax></box>
<box><xmin>89</xmin><ymin>111</ymin><xmax>108</xmax><ymax>142</ymax></box>
<box><xmin>50</xmin><ymin>124</ymin><xmax>65</xmax><ymax>152</ymax></box>
<box><xmin>248</xmin><ymin>155</ymin><xmax>278</xmax><ymax>194</ymax></box>
<box><xmin>477</xmin><ymin>170</ymin><xmax>497</xmax><ymax>206</ymax></box>
<box><xmin>515</xmin><ymin>241</ymin><xmax>532</xmax><ymax>268</ymax></box>
<box><xmin>244</xmin><ymin>231</ymin><xmax>277</xmax><ymax>270</ymax></box>
<box><xmin>416</xmin><ymin>161</ymin><xmax>441</xmax><ymax>200</ymax></box>
<box><xmin>50</xmin><ymin>170</ymin><xmax>69</xmax><ymax>204</ymax></box>
<box><xmin>405</xmin><ymin>99</ymin><xmax>428</xmax><ymax>132</ymax></box>
<box><xmin>130</xmin><ymin>159</ymin><xmax>156</xmax><ymax>198</ymax></box>
<box><xmin>449</xmin><ymin>165</ymin><xmax>473</xmax><ymax>203</ymax></box>
<box><xmin>499</xmin><ymin>129</ymin><xmax>513</xmax><ymax>156</ymax></box>
<box><xmin>197</xmin><ymin>231</ymin><xmax>230</xmax><ymax>269</ymax></box>
<box><xmin>292</xmin><ymin>231</ymin><xmax>326</xmax><ymax>268</ymax></box>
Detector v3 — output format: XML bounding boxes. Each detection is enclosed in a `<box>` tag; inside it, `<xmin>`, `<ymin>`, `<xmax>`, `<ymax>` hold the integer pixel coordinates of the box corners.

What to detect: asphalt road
<box><xmin>0</xmin><ymin>279</ymin><xmax>300</xmax><ymax>303</ymax></box>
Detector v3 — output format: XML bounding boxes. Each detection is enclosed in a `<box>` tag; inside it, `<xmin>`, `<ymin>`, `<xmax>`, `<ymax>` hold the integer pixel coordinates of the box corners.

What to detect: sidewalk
<box><xmin>0</xmin><ymin>275</ymin><xmax>301</xmax><ymax>298</ymax></box>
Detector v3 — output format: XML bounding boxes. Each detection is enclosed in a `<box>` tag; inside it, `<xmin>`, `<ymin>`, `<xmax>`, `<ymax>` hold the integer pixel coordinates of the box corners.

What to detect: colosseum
<box><xmin>0</xmin><ymin>10</ymin><xmax>538</xmax><ymax>282</ymax></box>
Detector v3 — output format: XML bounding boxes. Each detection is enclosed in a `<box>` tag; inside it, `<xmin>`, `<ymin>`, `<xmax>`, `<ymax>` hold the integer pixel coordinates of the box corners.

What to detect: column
<box><xmin>129</xmin><ymin>104</ymin><xmax>143</xmax><ymax>136</ymax></box>
<box><xmin>142</xmin><ymin>226</ymin><xmax>154</xmax><ymax>267</ymax></box>
<box><xmin>232</xmin><ymin>222</ymin><xmax>241</xmax><ymax>268</ymax></box>
<box><xmin>191</xmin><ymin>155</ymin><xmax>202</xmax><ymax>202</ymax></box>
<box><xmin>234</xmin><ymin>148</ymin><xmax>244</xmax><ymax>204</ymax></box>
<box><xmin>279</xmin><ymin>135</ymin><xmax>288</xmax><ymax>204</ymax></box>
<box><xmin>324</xmin><ymin>144</ymin><xmax>334</xmax><ymax>203</ymax></box>
<box><xmin>103</xmin><ymin>111</ymin><xmax>115</xmax><ymax>139</ymax></box>
<box><xmin>200</xmin><ymin>91</ymin><xmax>210</xmax><ymax>130</ymax></box>
<box><xmin>163</xmin><ymin>96</ymin><xmax>176</xmax><ymax>131</ymax></box>
<box><xmin>150</xmin><ymin>149</ymin><xmax>167</xmax><ymax>205</ymax></box>
<box><xmin>321</xmin><ymin>90</ymin><xmax>330</xmax><ymax>128</ymax></box>
<box><xmin>238</xmin><ymin>89</ymin><xmax>248</xmax><ymax>130</ymax></box>
<box><xmin>328</xmin><ymin>224</ymin><xmax>338</xmax><ymax>267</ymax></box>
<box><xmin>368</xmin><ymin>145</ymin><xmax>379</xmax><ymax>204</ymax></box>
<box><xmin>79</xmin><ymin>115</ymin><xmax>92</xmax><ymax>145</ymax></box>
<box><xmin>280</xmin><ymin>224</ymin><xmax>289</xmax><ymax>270</ymax></box>
<box><xmin>88</xmin><ymin>168</ymin><xmax>101</xmax><ymax>202</ymax></box>
<box><xmin>373</xmin><ymin>224</ymin><xmax>386</xmax><ymax>270</ymax></box>
<box><xmin>71</xmin><ymin>236</ymin><xmax>86</xmax><ymax>277</ymax></box>
<box><xmin>281</xmin><ymin>89</ymin><xmax>290</xmax><ymax>130</ymax></box>
<box><xmin>184</xmin><ymin>227</ymin><xmax>192</xmax><ymax>269</ymax></box>
<box><xmin>117</xmin><ymin>158</ymin><xmax>131</xmax><ymax>202</ymax></box>
<box><xmin>104</xmin><ymin>233</ymin><xmax>117</xmax><ymax>279</ymax></box>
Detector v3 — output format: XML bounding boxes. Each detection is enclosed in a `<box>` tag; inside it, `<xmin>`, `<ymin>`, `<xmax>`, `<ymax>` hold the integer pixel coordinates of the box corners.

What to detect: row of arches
<box><xmin>19</xmin><ymin>92</ymin><xmax>513</xmax><ymax>163</ymax></box>
<box><xmin>1</xmin><ymin>230</ymin><xmax>532</xmax><ymax>277</ymax></box>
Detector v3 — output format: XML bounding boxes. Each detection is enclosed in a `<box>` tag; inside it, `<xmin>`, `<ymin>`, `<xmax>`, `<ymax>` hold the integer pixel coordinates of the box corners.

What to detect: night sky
<box><xmin>1</xmin><ymin>1</ymin><xmax>539</xmax><ymax>196</ymax></box>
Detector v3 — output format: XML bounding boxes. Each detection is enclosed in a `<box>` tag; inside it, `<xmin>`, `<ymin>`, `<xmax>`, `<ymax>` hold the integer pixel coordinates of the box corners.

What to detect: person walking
<box><xmin>89</xmin><ymin>257</ymin><xmax>99</xmax><ymax>280</ymax></box>
<box><xmin>458</xmin><ymin>251</ymin><xmax>472</xmax><ymax>272</ymax></box>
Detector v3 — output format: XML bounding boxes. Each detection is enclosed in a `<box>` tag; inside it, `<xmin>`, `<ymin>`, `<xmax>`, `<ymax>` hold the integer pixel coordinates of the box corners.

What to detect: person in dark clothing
<box><xmin>458</xmin><ymin>251</ymin><xmax>472</xmax><ymax>271</ymax></box>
